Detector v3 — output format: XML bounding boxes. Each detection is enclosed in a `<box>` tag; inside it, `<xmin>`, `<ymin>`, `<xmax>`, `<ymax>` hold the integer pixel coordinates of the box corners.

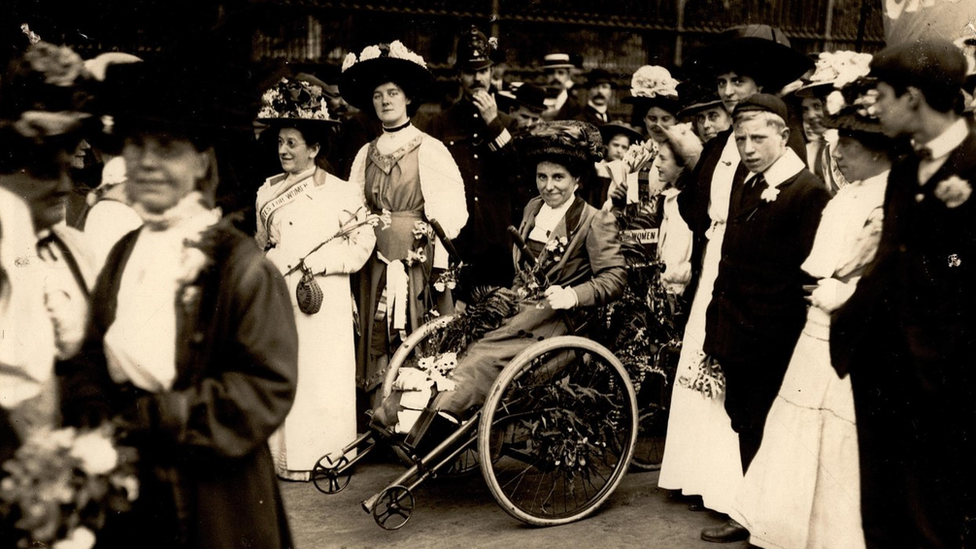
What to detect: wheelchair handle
<box><xmin>429</xmin><ymin>218</ymin><xmax>461</xmax><ymax>263</ymax></box>
<box><xmin>507</xmin><ymin>225</ymin><xmax>538</xmax><ymax>268</ymax></box>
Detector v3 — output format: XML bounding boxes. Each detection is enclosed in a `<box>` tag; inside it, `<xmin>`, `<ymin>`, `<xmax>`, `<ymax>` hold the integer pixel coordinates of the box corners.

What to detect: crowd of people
<box><xmin>1</xmin><ymin>16</ymin><xmax>976</xmax><ymax>549</ymax></box>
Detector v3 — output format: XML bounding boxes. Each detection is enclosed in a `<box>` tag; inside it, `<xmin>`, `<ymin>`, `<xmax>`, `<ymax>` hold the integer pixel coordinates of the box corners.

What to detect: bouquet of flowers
<box><xmin>678</xmin><ymin>353</ymin><xmax>726</xmax><ymax>400</ymax></box>
<box><xmin>0</xmin><ymin>425</ymin><xmax>138</xmax><ymax>549</ymax></box>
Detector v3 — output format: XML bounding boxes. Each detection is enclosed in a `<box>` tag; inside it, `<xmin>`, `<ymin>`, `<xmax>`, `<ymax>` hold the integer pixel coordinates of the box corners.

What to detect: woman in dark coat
<box><xmin>372</xmin><ymin>121</ymin><xmax>626</xmax><ymax>438</ymax></box>
<box><xmin>61</xmin><ymin>59</ymin><xmax>298</xmax><ymax>549</ymax></box>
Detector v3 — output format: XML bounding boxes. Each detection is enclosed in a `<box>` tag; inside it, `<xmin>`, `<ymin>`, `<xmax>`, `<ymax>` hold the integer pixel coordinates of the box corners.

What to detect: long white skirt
<box><xmin>269</xmin><ymin>271</ymin><xmax>358</xmax><ymax>481</ymax></box>
<box><xmin>658</xmin><ymin>225</ymin><xmax>743</xmax><ymax>513</ymax></box>
<box><xmin>731</xmin><ymin>308</ymin><xmax>865</xmax><ymax>549</ymax></box>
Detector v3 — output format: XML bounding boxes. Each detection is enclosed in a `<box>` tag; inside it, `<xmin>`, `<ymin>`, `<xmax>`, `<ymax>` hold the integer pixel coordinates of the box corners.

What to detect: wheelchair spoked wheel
<box><xmin>312</xmin><ymin>454</ymin><xmax>352</xmax><ymax>494</ymax></box>
<box><xmin>441</xmin><ymin>445</ymin><xmax>481</xmax><ymax>477</ymax></box>
<box><xmin>478</xmin><ymin>336</ymin><xmax>638</xmax><ymax>527</ymax></box>
<box><xmin>381</xmin><ymin>314</ymin><xmax>456</xmax><ymax>400</ymax></box>
<box><xmin>630</xmin><ymin>376</ymin><xmax>669</xmax><ymax>471</ymax></box>
<box><xmin>372</xmin><ymin>485</ymin><xmax>415</xmax><ymax>530</ymax></box>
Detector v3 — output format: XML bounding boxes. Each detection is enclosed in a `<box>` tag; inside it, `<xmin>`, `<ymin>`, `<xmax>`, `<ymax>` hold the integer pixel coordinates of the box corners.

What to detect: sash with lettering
<box><xmin>258</xmin><ymin>168</ymin><xmax>317</xmax><ymax>245</ymax></box>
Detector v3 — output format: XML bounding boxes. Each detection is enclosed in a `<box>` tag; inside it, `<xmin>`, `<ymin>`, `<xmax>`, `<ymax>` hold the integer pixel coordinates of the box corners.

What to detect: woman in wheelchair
<box><xmin>371</xmin><ymin>120</ymin><xmax>627</xmax><ymax>448</ymax></box>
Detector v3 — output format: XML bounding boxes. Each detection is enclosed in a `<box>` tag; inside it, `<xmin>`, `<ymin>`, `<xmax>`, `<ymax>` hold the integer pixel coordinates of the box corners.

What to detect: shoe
<box><xmin>701</xmin><ymin>519</ymin><xmax>749</xmax><ymax>543</ymax></box>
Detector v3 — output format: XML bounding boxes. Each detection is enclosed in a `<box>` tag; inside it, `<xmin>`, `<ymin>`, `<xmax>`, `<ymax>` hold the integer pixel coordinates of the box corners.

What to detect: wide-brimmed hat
<box><xmin>685</xmin><ymin>24</ymin><xmax>815</xmax><ymax>92</ymax></box>
<box><xmin>622</xmin><ymin>65</ymin><xmax>681</xmax><ymax>114</ymax></box>
<box><xmin>676</xmin><ymin>80</ymin><xmax>725</xmax><ymax>118</ymax></box>
<box><xmin>102</xmin><ymin>53</ymin><xmax>258</xmax><ymax>144</ymax></box>
<box><xmin>497</xmin><ymin>82</ymin><xmax>548</xmax><ymax>113</ymax></box>
<box><xmin>517</xmin><ymin>120</ymin><xmax>604</xmax><ymax>166</ymax></box>
<box><xmin>256</xmin><ymin>74</ymin><xmax>338</xmax><ymax>126</ymax></box>
<box><xmin>542</xmin><ymin>52</ymin><xmax>576</xmax><ymax>70</ymax></box>
<box><xmin>599</xmin><ymin>121</ymin><xmax>642</xmax><ymax>144</ymax></box>
<box><xmin>455</xmin><ymin>26</ymin><xmax>498</xmax><ymax>71</ymax></box>
<box><xmin>791</xmin><ymin>50</ymin><xmax>874</xmax><ymax>99</ymax></box>
<box><xmin>339</xmin><ymin>41</ymin><xmax>433</xmax><ymax>112</ymax></box>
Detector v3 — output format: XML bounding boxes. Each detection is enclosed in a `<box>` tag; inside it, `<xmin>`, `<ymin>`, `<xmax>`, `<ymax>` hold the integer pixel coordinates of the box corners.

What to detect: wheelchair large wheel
<box><xmin>478</xmin><ymin>336</ymin><xmax>638</xmax><ymax>526</ymax></box>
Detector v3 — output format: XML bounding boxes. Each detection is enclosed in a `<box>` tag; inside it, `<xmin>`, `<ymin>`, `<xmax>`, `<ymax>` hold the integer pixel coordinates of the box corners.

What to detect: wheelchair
<box><xmin>311</xmin><ymin>312</ymin><xmax>639</xmax><ymax>530</ymax></box>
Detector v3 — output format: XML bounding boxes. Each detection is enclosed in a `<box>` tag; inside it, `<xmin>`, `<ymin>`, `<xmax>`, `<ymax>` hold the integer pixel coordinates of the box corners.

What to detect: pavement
<box><xmin>280</xmin><ymin>453</ymin><xmax>751</xmax><ymax>549</ymax></box>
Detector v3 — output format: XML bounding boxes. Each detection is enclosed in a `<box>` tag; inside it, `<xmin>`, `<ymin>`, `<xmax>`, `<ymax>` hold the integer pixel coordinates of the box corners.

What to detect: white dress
<box><xmin>257</xmin><ymin>169</ymin><xmax>376</xmax><ymax>480</ymax></box>
<box><xmin>731</xmin><ymin>171</ymin><xmax>888</xmax><ymax>549</ymax></box>
<box><xmin>658</xmin><ymin>134</ymin><xmax>743</xmax><ymax>513</ymax></box>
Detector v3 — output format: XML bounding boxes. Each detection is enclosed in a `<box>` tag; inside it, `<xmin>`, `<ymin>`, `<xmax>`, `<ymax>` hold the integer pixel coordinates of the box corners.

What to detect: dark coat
<box><xmin>704</xmin><ymin>163</ymin><xmax>829</xmax><ymax>367</ymax></box>
<box><xmin>420</xmin><ymin>99</ymin><xmax>521</xmax><ymax>294</ymax></box>
<box><xmin>61</xmin><ymin>222</ymin><xmax>298</xmax><ymax>549</ymax></box>
<box><xmin>830</xmin><ymin>133</ymin><xmax>976</xmax><ymax>546</ymax></box>
<box><xmin>575</xmin><ymin>104</ymin><xmax>609</xmax><ymax>127</ymax></box>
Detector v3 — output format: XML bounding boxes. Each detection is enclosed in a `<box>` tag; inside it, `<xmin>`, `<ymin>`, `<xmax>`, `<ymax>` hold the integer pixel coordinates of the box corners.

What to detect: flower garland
<box><xmin>341</xmin><ymin>40</ymin><xmax>427</xmax><ymax>73</ymax></box>
<box><xmin>0</xmin><ymin>425</ymin><xmax>138</xmax><ymax>549</ymax></box>
<box><xmin>808</xmin><ymin>50</ymin><xmax>874</xmax><ymax>90</ymax></box>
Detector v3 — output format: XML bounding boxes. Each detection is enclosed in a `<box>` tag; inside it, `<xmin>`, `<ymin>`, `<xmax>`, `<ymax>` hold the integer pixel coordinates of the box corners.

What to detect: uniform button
<box><xmin>474</xmin><ymin>197</ymin><xmax>479</xmax><ymax>202</ymax></box>
<box><xmin>473</xmin><ymin>114</ymin><xmax>479</xmax><ymax>118</ymax></box>
<box><xmin>473</xmin><ymin>133</ymin><xmax>479</xmax><ymax>139</ymax></box>
<box><xmin>473</xmin><ymin>154</ymin><xmax>478</xmax><ymax>159</ymax></box>
<box><xmin>915</xmin><ymin>193</ymin><xmax>925</xmax><ymax>202</ymax></box>
<box><xmin>192</xmin><ymin>332</ymin><xmax>205</xmax><ymax>344</ymax></box>
<box><xmin>899</xmin><ymin>245</ymin><xmax>907</xmax><ymax>253</ymax></box>
<box><xmin>449</xmin><ymin>141</ymin><xmax>455</xmax><ymax>146</ymax></box>
<box><xmin>474</xmin><ymin>175</ymin><xmax>479</xmax><ymax>180</ymax></box>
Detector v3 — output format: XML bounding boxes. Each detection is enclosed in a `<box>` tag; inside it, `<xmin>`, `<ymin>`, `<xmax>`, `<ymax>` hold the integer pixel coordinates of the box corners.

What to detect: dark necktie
<box><xmin>746</xmin><ymin>173</ymin><xmax>766</xmax><ymax>189</ymax></box>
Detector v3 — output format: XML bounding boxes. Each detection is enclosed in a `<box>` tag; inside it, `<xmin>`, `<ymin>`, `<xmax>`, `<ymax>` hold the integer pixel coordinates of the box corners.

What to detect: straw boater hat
<box><xmin>542</xmin><ymin>52</ymin><xmax>576</xmax><ymax>70</ymax></box>
<box><xmin>256</xmin><ymin>73</ymin><xmax>338</xmax><ymax>127</ymax></box>
<box><xmin>686</xmin><ymin>24</ymin><xmax>816</xmax><ymax>93</ymax></box>
<box><xmin>338</xmin><ymin>40</ymin><xmax>433</xmax><ymax>112</ymax></box>
<box><xmin>622</xmin><ymin>65</ymin><xmax>681</xmax><ymax>114</ymax></box>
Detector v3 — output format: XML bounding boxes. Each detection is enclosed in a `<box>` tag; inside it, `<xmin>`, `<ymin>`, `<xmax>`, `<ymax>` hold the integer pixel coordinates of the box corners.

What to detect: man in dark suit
<box><xmin>542</xmin><ymin>52</ymin><xmax>583</xmax><ymax>121</ymax></box>
<box><xmin>420</xmin><ymin>26</ymin><xmax>520</xmax><ymax>300</ymax></box>
<box><xmin>830</xmin><ymin>40</ymin><xmax>976</xmax><ymax>549</ymax></box>
<box><xmin>701</xmin><ymin>94</ymin><xmax>829</xmax><ymax>542</ymax></box>
<box><xmin>576</xmin><ymin>68</ymin><xmax>615</xmax><ymax>126</ymax></box>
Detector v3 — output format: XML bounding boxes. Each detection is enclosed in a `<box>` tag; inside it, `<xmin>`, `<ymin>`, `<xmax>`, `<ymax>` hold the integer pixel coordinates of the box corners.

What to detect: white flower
<box><xmin>825</xmin><ymin>90</ymin><xmax>846</xmax><ymax>116</ymax></box>
<box><xmin>808</xmin><ymin>50</ymin><xmax>873</xmax><ymax>90</ymax></box>
<box><xmin>934</xmin><ymin>176</ymin><xmax>972</xmax><ymax>209</ymax></box>
<box><xmin>359</xmin><ymin>45</ymin><xmax>381</xmax><ymax>61</ymax></box>
<box><xmin>761</xmin><ymin>186</ymin><xmax>781</xmax><ymax>203</ymax></box>
<box><xmin>341</xmin><ymin>52</ymin><xmax>358</xmax><ymax>72</ymax></box>
<box><xmin>387</xmin><ymin>40</ymin><xmax>428</xmax><ymax>68</ymax></box>
<box><xmin>54</xmin><ymin>527</ymin><xmax>96</xmax><ymax>549</ymax></box>
<box><xmin>630</xmin><ymin>65</ymin><xmax>678</xmax><ymax>99</ymax></box>
<box><xmin>70</xmin><ymin>430</ymin><xmax>119</xmax><ymax>476</ymax></box>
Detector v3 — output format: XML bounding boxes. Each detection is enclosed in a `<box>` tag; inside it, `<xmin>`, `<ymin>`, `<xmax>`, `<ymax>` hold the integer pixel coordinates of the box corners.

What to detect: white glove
<box><xmin>545</xmin><ymin>285</ymin><xmax>578</xmax><ymax>310</ymax></box>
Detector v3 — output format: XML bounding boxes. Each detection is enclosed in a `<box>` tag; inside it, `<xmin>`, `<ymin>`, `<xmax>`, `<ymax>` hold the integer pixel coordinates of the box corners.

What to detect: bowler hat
<box><xmin>870</xmin><ymin>39</ymin><xmax>967</xmax><ymax>113</ymax></box>
<box><xmin>732</xmin><ymin>93</ymin><xmax>788</xmax><ymax>122</ymax></box>
<box><xmin>498</xmin><ymin>82</ymin><xmax>548</xmax><ymax>114</ymax></box>
<box><xmin>586</xmin><ymin>68</ymin><xmax>615</xmax><ymax>88</ymax></box>
<box><xmin>686</xmin><ymin>24</ymin><xmax>815</xmax><ymax>92</ymax></box>
<box><xmin>339</xmin><ymin>41</ymin><xmax>433</xmax><ymax>113</ymax></box>
<box><xmin>455</xmin><ymin>26</ymin><xmax>497</xmax><ymax>71</ymax></box>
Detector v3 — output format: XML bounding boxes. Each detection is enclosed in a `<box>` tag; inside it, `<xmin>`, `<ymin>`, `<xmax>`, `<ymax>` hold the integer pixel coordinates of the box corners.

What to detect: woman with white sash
<box><xmin>255</xmin><ymin>74</ymin><xmax>376</xmax><ymax>481</ymax></box>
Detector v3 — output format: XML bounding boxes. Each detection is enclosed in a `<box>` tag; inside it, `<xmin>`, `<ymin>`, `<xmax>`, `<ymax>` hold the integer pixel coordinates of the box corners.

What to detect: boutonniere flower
<box><xmin>933</xmin><ymin>176</ymin><xmax>972</xmax><ymax>209</ymax></box>
<box><xmin>544</xmin><ymin>236</ymin><xmax>569</xmax><ymax>263</ymax></box>
<box><xmin>760</xmin><ymin>186</ymin><xmax>781</xmax><ymax>203</ymax></box>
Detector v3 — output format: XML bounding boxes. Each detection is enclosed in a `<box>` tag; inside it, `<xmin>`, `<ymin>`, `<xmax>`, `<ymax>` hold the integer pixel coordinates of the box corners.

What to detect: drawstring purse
<box><xmin>295</xmin><ymin>260</ymin><xmax>323</xmax><ymax>314</ymax></box>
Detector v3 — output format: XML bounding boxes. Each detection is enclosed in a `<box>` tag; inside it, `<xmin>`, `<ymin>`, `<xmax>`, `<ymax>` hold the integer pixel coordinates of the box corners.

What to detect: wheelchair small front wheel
<box><xmin>312</xmin><ymin>454</ymin><xmax>352</xmax><ymax>494</ymax></box>
<box><xmin>371</xmin><ymin>485</ymin><xmax>415</xmax><ymax>530</ymax></box>
<box><xmin>478</xmin><ymin>336</ymin><xmax>638</xmax><ymax>526</ymax></box>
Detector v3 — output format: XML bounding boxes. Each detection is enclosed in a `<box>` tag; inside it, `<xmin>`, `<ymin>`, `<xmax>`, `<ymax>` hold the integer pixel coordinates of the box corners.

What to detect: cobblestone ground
<box><xmin>280</xmin><ymin>454</ymin><xmax>750</xmax><ymax>549</ymax></box>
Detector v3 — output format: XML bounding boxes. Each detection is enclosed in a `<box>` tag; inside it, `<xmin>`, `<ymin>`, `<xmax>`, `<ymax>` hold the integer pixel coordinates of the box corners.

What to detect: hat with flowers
<box><xmin>339</xmin><ymin>40</ymin><xmax>433</xmax><ymax>112</ymax></box>
<box><xmin>257</xmin><ymin>73</ymin><xmax>337</xmax><ymax>125</ymax></box>
<box><xmin>517</xmin><ymin>120</ymin><xmax>604</xmax><ymax>169</ymax></box>
<box><xmin>791</xmin><ymin>50</ymin><xmax>874</xmax><ymax>98</ymax></box>
<box><xmin>622</xmin><ymin>65</ymin><xmax>681</xmax><ymax>114</ymax></box>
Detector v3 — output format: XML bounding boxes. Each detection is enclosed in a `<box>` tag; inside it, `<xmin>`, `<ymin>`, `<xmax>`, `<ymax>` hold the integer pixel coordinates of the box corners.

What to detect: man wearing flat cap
<box><xmin>701</xmin><ymin>93</ymin><xmax>829</xmax><ymax>543</ymax></box>
<box><xmin>421</xmin><ymin>26</ymin><xmax>520</xmax><ymax>301</ymax></box>
<box><xmin>576</xmin><ymin>68</ymin><xmax>615</xmax><ymax>126</ymax></box>
<box><xmin>831</xmin><ymin>39</ymin><xmax>976</xmax><ymax>549</ymax></box>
